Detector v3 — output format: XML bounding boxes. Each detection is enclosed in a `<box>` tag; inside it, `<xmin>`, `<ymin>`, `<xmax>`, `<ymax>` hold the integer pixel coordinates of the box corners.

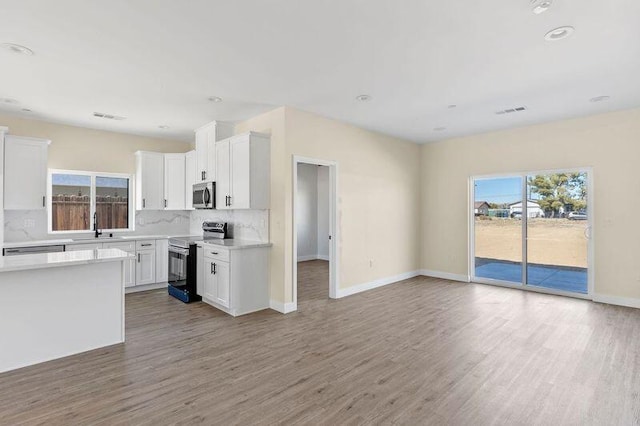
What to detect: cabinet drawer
<box><xmin>202</xmin><ymin>246</ymin><xmax>230</xmax><ymax>262</ymax></box>
<box><xmin>103</xmin><ymin>241</ymin><xmax>135</xmax><ymax>252</ymax></box>
<box><xmin>136</xmin><ymin>240</ymin><xmax>156</xmax><ymax>250</ymax></box>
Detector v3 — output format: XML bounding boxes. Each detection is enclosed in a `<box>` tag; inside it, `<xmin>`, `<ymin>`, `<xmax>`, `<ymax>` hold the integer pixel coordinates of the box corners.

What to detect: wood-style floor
<box><xmin>2</xmin><ymin>260</ymin><xmax>640</xmax><ymax>425</ymax></box>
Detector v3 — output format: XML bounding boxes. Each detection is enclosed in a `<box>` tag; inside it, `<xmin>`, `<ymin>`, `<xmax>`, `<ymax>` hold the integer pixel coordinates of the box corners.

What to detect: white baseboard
<box><xmin>419</xmin><ymin>269</ymin><xmax>470</xmax><ymax>283</ymax></box>
<box><xmin>270</xmin><ymin>300</ymin><xmax>298</xmax><ymax>314</ymax></box>
<box><xmin>297</xmin><ymin>254</ymin><xmax>330</xmax><ymax>262</ymax></box>
<box><xmin>592</xmin><ymin>293</ymin><xmax>640</xmax><ymax>310</ymax></box>
<box><xmin>336</xmin><ymin>270</ymin><xmax>421</xmax><ymax>298</ymax></box>
<box><xmin>125</xmin><ymin>282</ymin><xmax>167</xmax><ymax>294</ymax></box>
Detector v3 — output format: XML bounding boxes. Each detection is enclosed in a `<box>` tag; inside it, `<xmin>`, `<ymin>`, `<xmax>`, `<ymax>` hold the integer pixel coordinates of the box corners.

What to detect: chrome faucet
<box><xmin>93</xmin><ymin>212</ymin><xmax>102</xmax><ymax>238</ymax></box>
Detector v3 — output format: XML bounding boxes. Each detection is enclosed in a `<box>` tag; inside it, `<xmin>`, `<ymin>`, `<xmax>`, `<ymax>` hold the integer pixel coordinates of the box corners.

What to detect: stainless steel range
<box><xmin>167</xmin><ymin>222</ymin><xmax>227</xmax><ymax>303</ymax></box>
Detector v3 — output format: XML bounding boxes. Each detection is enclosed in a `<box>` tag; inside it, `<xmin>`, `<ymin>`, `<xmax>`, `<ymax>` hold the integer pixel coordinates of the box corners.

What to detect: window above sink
<box><xmin>48</xmin><ymin>169</ymin><xmax>134</xmax><ymax>234</ymax></box>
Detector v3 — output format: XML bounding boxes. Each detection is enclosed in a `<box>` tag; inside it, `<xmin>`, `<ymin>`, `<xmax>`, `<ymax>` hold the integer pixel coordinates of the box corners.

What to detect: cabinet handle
<box><xmin>143</xmin><ymin>198</ymin><xmax>146</xmax><ymax>208</ymax></box>
<box><xmin>141</xmin><ymin>243</ymin><xmax>152</xmax><ymax>247</ymax></box>
<box><xmin>203</xmin><ymin>171</ymin><xmax>207</xmax><ymax>180</ymax></box>
<box><xmin>137</xmin><ymin>253</ymin><xmax>141</xmax><ymax>263</ymax></box>
<box><xmin>42</xmin><ymin>196</ymin><xmax>45</xmax><ymax>207</ymax></box>
<box><xmin>213</xmin><ymin>263</ymin><xmax>217</xmax><ymax>275</ymax></box>
<box><xmin>211</xmin><ymin>252</ymin><xmax>219</xmax><ymax>255</ymax></box>
<box><xmin>164</xmin><ymin>199</ymin><xmax>167</xmax><ymax>208</ymax></box>
<box><xmin>228</xmin><ymin>196</ymin><xmax>232</xmax><ymax>206</ymax></box>
<box><xmin>210</xmin><ymin>262</ymin><xmax>214</xmax><ymax>274</ymax></box>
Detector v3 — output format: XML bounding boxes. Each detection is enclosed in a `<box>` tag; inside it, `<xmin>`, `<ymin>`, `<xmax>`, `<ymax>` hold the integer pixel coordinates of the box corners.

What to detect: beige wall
<box><xmin>0</xmin><ymin>114</ymin><xmax>191</xmax><ymax>174</ymax></box>
<box><xmin>237</xmin><ymin>107</ymin><xmax>422</xmax><ymax>304</ymax></box>
<box><xmin>421</xmin><ymin>107</ymin><xmax>640</xmax><ymax>300</ymax></box>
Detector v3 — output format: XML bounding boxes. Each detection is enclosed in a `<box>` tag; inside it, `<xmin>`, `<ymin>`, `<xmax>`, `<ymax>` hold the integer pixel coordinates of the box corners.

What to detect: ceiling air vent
<box><xmin>93</xmin><ymin>112</ymin><xmax>126</xmax><ymax>121</ymax></box>
<box><xmin>495</xmin><ymin>106</ymin><xmax>527</xmax><ymax>115</ymax></box>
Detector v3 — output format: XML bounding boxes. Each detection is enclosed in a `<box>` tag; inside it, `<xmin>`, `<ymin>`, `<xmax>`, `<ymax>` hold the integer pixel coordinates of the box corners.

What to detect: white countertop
<box><xmin>199</xmin><ymin>239</ymin><xmax>272</xmax><ymax>250</ymax></box>
<box><xmin>0</xmin><ymin>248</ymin><xmax>133</xmax><ymax>273</ymax></box>
<box><xmin>3</xmin><ymin>235</ymin><xmax>169</xmax><ymax>249</ymax></box>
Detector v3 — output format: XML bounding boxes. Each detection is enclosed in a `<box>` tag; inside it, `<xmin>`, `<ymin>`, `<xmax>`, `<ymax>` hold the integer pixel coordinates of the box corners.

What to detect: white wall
<box><xmin>296</xmin><ymin>164</ymin><xmax>318</xmax><ymax>259</ymax></box>
<box><xmin>317</xmin><ymin>165</ymin><xmax>330</xmax><ymax>259</ymax></box>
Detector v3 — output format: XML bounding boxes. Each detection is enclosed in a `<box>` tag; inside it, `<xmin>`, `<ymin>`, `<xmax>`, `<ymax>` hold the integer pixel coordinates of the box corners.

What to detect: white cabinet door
<box><xmin>136</xmin><ymin>152</ymin><xmax>164</xmax><ymax>210</ymax></box>
<box><xmin>163</xmin><ymin>154</ymin><xmax>185</xmax><ymax>210</ymax></box>
<box><xmin>206</xmin><ymin>128</ymin><xmax>217</xmax><ymax>184</ymax></box>
<box><xmin>214</xmin><ymin>261</ymin><xmax>231</xmax><ymax>308</ymax></box>
<box><xmin>4</xmin><ymin>136</ymin><xmax>49</xmax><ymax>210</ymax></box>
<box><xmin>185</xmin><ymin>150</ymin><xmax>197</xmax><ymax>210</ymax></box>
<box><xmin>215</xmin><ymin>139</ymin><xmax>231</xmax><ymax>209</ymax></box>
<box><xmin>195</xmin><ymin>128</ymin><xmax>208</xmax><ymax>182</ymax></box>
<box><xmin>203</xmin><ymin>257</ymin><xmax>217</xmax><ymax>301</ymax></box>
<box><xmin>136</xmin><ymin>249</ymin><xmax>156</xmax><ymax>285</ymax></box>
<box><xmin>155</xmin><ymin>239</ymin><xmax>169</xmax><ymax>283</ymax></box>
<box><xmin>103</xmin><ymin>241</ymin><xmax>136</xmax><ymax>287</ymax></box>
<box><xmin>229</xmin><ymin>136</ymin><xmax>251</xmax><ymax>209</ymax></box>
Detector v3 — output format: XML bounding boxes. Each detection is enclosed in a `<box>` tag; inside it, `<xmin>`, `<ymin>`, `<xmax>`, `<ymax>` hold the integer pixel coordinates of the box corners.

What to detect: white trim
<box><xmin>336</xmin><ymin>271</ymin><xmax>420</xmax><ymax>298</ymax></box>
<box><xmin>125</xmin><ymin>282</ymin><xmax>166</xmax><ymax>294</ymax></box>
<box><xmin>420</xmin><ymin>269</ymin><xmax>470</xmax><ymax>283</ymax></box>
<box><xmin>270</xmin><ymin>300</ymin><xmax>298</xmax><ymax>314</ymax></box>
<box><xmin>593</xmin><ymin>294</ymin><xmax>640</xmax><ymax>310</ymax></box>
<box><xmin>297</xmin><ymin>254</ymin><xmax>330</xmax><ymax>262</ymax></box>
<box><xmin>292</xmin><ymin>156</ymin><xmax>340</xmax><ymax>305</ymax></box>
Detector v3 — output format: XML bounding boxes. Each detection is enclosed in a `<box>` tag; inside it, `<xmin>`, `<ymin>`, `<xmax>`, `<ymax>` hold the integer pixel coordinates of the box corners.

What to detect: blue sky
<box><xmin>474</xmin><ymin>177</ymin><xmax>523</xmax><ymax>204</ymax></box>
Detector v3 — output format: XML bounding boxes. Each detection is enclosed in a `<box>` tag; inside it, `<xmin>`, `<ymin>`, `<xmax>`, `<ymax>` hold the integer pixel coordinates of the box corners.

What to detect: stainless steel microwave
<box><xmin>193</xmin><ymin>182</ymin><xmax>215</xmax><ymax>209</ymax></box>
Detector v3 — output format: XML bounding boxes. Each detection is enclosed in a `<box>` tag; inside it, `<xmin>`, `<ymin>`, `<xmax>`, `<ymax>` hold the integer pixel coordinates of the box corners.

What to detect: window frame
<box><xmin>48</xmin><ymin>169</ymin><xmax>135</xmax><ymax>234</ymax></box>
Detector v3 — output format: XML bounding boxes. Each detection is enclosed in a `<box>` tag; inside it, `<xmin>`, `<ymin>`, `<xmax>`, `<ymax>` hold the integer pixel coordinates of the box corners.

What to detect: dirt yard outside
<box><xmin>474</xmin><ymin>218</ymin><xmax>588</xmax><ymax>268</ymax></box>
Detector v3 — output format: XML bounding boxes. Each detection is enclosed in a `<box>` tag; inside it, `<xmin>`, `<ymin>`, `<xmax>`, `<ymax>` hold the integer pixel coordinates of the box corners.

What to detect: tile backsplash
<box><xmin>3</xmin><ymin>209</ymin><xmax>268</xmax><ymax>243</ymax></box>
<box><xmin>3</xmin><ymin>210</ymin><xmax>190</xmax><ymax>242</ymax></box>
<box><xmin>190</xmin><ymin>209</ymin><xmax>269</xmax><ymax>242</ymax></box>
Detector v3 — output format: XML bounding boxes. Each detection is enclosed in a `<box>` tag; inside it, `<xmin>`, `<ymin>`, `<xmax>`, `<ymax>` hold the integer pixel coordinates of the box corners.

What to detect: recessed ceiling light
<box><xmin>355</xmin><ymin>94</ymin><xmax>372</xmax><ymax>102</ymax></box>
<box><xmin>0</xmin><ymin>97</ymin><xmax>19</xmax><ymax>105</ymax></box>
<box><xmin>208</xmin><ymin>96</ymin><xmax>223</xmax><ymax>103</ymax></box>
<box><xmin>447</xmin><ymin>104</ymin><xmax>457</xmax><ymax>109</ymax></box>
<box><xmin>158</xmin><ymin>125</ymin><xmax>170</xmax><ymax>129</ymax></box>
<box><xmin>590</xmin><ymin>95</ymin><xmax>611</xmax><ymax>103</ymax></box>
<box><xmin>0</xmin><ymin>43</ymin><xmax>34</xmax><ymax>56</ymax></box>
<box><xmin>433</xmin><ymin>127</ymin><xmax>447</xmax><ymax>131</ymax></box>
<box><xmin>544</xmin><ymin>26</ymin><xmax>575</xmax><ymax>41</ymax></box>
<box><xmin>533</xmin><ymin>1</ymin><xmax>552</xmax><ymax>14</ymax></box>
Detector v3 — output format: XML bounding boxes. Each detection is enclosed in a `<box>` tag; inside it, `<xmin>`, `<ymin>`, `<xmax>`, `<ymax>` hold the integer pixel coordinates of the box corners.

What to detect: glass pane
<box><xmin>96</xmin><ymin>176</ymin><xmax>129</xmax><ymax>230</ymax></box>
<box><xmin>526</xmin><ymin>173</ymin><xmax>588</xmax><ymax>294</ymax></box>
<box><xmin>51</xmin><ymin>173</ymin><xmax>91</xmax><ymax>231</ymax></box>
<box><xmin>474</xmin><ymin>177</ymin><xmax>523</xmax><ymax>283</ymax></box>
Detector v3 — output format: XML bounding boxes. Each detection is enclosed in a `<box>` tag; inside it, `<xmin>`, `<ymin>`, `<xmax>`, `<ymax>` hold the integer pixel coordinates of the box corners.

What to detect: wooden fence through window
<box><xmin>52</xmin><ymin>195</ymin><xmax>128</xmax><ymax>231</ymax></box>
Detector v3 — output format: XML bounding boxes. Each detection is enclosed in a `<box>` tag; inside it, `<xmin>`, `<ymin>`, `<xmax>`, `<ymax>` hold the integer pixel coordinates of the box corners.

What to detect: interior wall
<box><xmin>0</xmin><ymin>113</ymin><xmax>191</xmax><ymax>174</ymax></box>
<box><xmin>296</xmin><ymin>164</ymin><xmax>319</xmax><ymax>260</ymax></box>
<box><xmin>317</xmin><ymin>165</ymin><xmax>330</xmax><ymax>259</ymax></box>
<box><xmin>421</xmin><ymin>107</ymin><xmax>640</xmax><ymax>302</ymax></box>
<box><xmin>0</xmin><ymin>114</ymin><xmax>193</xmax><ymax>242</ymax></box>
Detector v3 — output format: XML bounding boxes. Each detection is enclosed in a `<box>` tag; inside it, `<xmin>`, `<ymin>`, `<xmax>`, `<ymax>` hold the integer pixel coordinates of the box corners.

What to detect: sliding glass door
<box><xmin>473</xmin><ymin>177</ymin><xmax>524</xmax><ymax>284</ymax></box>
<box><xmin>472</xmin><ymin>170</ymin><xmax>591</xmax><ymax>296</ymax></box>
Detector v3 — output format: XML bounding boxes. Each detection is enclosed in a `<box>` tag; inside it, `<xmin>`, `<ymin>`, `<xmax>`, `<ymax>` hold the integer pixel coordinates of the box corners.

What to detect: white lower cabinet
<box><xmin>103</xmin><ymin>241</ymin><xmax>136</xmax><ymax>288</ymax></box>
<box><xmin>199</xmin><ymin>244</ymin><xmax>269</xmax><ymax>316</ymax></box>
<box><xmin>155</xmin><ymin>239</ymin><xmax>169</xmax><ymax>283</ymax></box>
<box><xmin>135</xmin><ymin>249</ymin><xmax>156</xmax><ymax>285</ymax></box>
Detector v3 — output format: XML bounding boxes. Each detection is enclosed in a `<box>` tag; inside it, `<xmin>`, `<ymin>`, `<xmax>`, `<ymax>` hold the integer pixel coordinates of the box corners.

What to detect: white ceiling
<box><xmin>1</xmin><ymin>0</ymin><xmax>639</xmax><ymax>143</ymax></box>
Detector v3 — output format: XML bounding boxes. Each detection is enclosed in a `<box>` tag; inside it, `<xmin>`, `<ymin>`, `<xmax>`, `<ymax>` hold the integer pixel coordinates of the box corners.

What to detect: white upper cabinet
<box><xmin>163</xmin><ymin>153</ymin><xmax>186</xmax><ymax>210</ymax></box>
<box><xmin>215</xmin><ymin>132</ymin><xmax>270</xmax><ymax>210</ymax></box>
<box><xmin>194</xmin><ymin>121</ymin><xmax>234</xmax><ymax>182</ymax></box>
<box><xmin>185</xmin><ymin>150</ymin><xmax>197</xmax><ymax>210</ymax></box>
<box><xmin>135</xmin><ymin>151</ymin><xmax>164</xmax><ymax>210</ymax></box>
<box><xmin>4</xmin><ymin>135</ymin><xmax>49</xmax><ymax>210</ymax></box>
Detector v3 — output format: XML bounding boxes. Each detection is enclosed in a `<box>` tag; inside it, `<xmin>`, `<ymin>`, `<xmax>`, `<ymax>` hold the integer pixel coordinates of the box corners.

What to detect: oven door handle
<box><xmin>169</xmin><ymin>246</ymin><xmax>190</xmax><ymax>256</ymax></box>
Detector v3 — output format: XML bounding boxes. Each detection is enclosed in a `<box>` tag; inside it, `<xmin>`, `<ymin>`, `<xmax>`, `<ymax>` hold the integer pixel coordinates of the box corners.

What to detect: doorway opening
<box><xmin>470</xmin><ymin>169</ymin><xmax>593</xmax><ymax>298</ymax></box>
<box><xmin>293</xmin><ymin>156</ymin><xmax>339</xmax><ymax>308</ymax></box>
